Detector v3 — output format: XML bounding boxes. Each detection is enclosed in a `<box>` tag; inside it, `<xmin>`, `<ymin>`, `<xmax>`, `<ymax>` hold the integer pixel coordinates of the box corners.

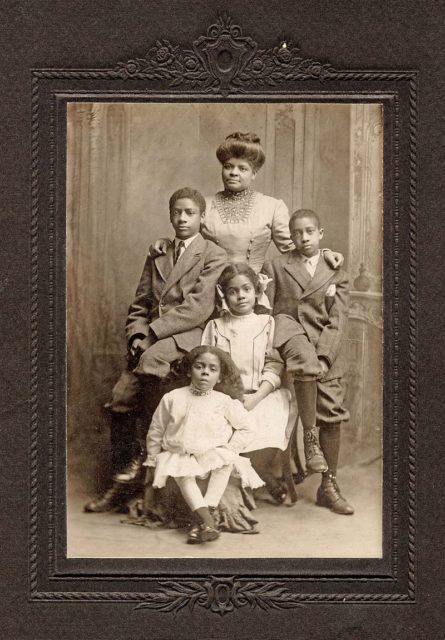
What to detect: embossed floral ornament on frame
<box><xmin>134</xmin><ymin>577</ymin><xmax>303</xmax><ymax>616</ymax></box>
<box><xmin>115</xmin><ymin>13</ymin><xmax>335</xmax><ymax>94</ymax></box>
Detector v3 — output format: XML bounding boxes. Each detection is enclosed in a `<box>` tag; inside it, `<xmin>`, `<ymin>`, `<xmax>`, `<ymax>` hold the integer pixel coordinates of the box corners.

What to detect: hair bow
<box><xmin>256</xmin><ymin>273</ymin><xmax>272</xmax><ymax>309</ymax></box>
<box><xmin>216</xmin><ymin>283</ymin><xmax>231</xmax><ymax>315</ymax></box>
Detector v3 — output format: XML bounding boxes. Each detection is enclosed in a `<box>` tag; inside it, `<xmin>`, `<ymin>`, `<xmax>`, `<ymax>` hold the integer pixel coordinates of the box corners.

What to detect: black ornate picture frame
<box><xmin>5</xmin><ymin>3</ymin><xmax>442</xmax><ymax>637</ymax></box>
<box><xmin>32</xmin><ymin>10</ymin><xmax>414</xmax><ymax>602</ymax></box>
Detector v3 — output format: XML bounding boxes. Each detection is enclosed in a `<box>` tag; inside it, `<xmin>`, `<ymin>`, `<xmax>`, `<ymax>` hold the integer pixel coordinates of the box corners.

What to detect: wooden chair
<box><xmin>281</xmin><ymin>413</ymin><xmax>307</xmax><ymax>504</ymax></box>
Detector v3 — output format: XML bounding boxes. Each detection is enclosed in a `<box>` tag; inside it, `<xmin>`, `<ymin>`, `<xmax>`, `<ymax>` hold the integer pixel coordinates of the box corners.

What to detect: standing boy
<box><xmin>85</xmin><ymin>187</ymin><xmax>228</xmax><ymax>512</ymax></box>
<box><xmin>264</xmin><ymin>209</ymin><xmax>354</xmax><ymax>515</ymax></box>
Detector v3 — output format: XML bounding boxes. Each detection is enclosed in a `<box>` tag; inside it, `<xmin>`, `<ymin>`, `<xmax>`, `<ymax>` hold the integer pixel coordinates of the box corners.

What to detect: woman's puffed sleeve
<box><xmin>261</xmin><ymin>317</ymin><xmax>284</xmax><ymax>389</ymax></box>
<box><xmin>145</xmin><ymin>394</ymin><xmax>171</xmax><ymax>466</ymax></box>
<box><xmin>224</xmin><ymin>398</ymin><xmax>255</xmax><ymax>453</ymax></box>
<box><xmin>271</xmin><ymin>199</ymin><xmax>294</xmax><ymax>254</ymax></box>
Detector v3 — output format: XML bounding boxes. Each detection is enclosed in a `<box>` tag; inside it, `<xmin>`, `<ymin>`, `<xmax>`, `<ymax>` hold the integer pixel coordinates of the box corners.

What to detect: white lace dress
<box><xmin>144</xmin><ymin>386</ymin><xmax>264</xmax><ymax>489</ymax></box>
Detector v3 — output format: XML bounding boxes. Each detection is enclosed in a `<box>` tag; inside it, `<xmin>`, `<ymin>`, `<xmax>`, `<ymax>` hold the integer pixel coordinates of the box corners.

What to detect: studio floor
<box><xmin>67</xmin><ymin>458</ymin><xmax>382</xmax><ymax>559</ymax></box>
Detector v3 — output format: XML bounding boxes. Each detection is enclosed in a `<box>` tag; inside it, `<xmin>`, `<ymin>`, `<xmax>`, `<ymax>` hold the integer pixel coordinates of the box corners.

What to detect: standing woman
<box><xmin>202</xmin><ymin>132</ymin><xmax>293</xmax><ymax>273</ymax></box>
<box><xmin>152</xmin><ymin>132</ymin><xmax>342</xmax><ymax>272</ymax></box>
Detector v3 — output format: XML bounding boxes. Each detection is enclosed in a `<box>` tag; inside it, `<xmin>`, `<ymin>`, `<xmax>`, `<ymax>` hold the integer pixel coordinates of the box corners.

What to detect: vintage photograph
<box><xmin>66</xmin><ymin>101</ymin><xmax>383</xmax><ymax>559</ymax></box>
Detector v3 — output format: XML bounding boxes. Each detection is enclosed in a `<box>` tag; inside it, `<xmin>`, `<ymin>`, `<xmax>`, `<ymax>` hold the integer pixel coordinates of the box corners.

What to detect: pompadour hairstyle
<box><xmin>216</xmin><ymin>132</ymin><xmax>266</xmax><ymax>172</ymax></box>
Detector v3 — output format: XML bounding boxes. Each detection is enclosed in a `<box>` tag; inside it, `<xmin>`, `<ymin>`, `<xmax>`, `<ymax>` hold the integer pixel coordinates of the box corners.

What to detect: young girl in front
<box><xmin>143</xmin><ymin>345</ymin><xmax>264</xmax><ymax>544</ymax></box>
<box><xmin>201</xmin><ymin>263</ymin><xmax>295</xmax><ymax>503</ymax></box>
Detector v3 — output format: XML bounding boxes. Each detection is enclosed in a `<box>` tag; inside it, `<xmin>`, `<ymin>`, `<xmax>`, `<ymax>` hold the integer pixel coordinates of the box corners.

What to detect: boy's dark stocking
<box><xmin>109</xmin><ymin>411</ymin><xmax>139</xmax><ymax>475</ymax></box>
<box><xmin>316</xmin><ymin>423</ymin><xmax>354</xmax><ymax>515</ymax></box>
<box><xmin>318</xmin><ymin>423</ymin><xmax>341</xmax><ymax>474</ymax></box>
<box><xmin>293</xmin><ymin>380</ymin><xmax>317</xmax><ymax>427</ymax></box>
<box><xmin>114</xmin><ymin>374</ymin><xmax>163</xmax><ymax>484</ymax></box>
<box><xmin>294</xmin><ymin>381</ymin><xmax>328</xmax><ymax>473</ymax></box>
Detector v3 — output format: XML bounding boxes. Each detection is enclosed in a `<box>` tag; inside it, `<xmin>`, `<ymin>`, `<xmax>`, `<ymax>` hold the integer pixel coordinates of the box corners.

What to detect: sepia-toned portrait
<box><xmin>66</xmin><ymin>101</ymin><xmax>383</xmax><ymax>559</ymax></box>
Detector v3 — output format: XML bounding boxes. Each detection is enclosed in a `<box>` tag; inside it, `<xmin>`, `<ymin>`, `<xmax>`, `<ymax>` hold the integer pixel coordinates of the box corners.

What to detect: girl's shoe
<box><xmin>199</xmin><ymin>524</ymin><xmax>220</xmax><ymax>542</ymax></box>
<box><xmin>189</xmin><ymin>506</ymin><xmax>220</xmax><ymax>543</ymax></box>
<box><xmin>187</xmin><ymin>523</ymin><xmax>202</xmax><ymax>544</ymax></box>
<box><xmin>187</xmin><ymin>523</ymin><xmax>220</xmax><ymax>544</ymax></box>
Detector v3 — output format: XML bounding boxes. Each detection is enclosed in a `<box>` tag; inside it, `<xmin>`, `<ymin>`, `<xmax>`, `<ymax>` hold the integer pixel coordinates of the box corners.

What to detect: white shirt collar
<box><xmin>174</xmin><ymin>233</ymin><xmax>199</xmax><ymax>249</ymax></box>
<box><xmin>304</xmin><ymin>250</ymin><xmax>320</xmax><ymax>266</ymax></box>
<box><xmin>302</xmin><ymin>250</ymin><xmax>320</xmax><ymax>277</ymax></box>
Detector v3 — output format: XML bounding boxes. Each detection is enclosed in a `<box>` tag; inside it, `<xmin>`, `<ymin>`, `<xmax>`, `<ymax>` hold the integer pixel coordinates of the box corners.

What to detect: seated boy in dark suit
<box><xmin>264</xmin><ymin>209</ymin><xmax>353</xmax><ymax>515</ymax></box>
<box><xmin>85</xmin><ymin>187</ymin><xmax>228</xmax><ymax>512</ymax></box>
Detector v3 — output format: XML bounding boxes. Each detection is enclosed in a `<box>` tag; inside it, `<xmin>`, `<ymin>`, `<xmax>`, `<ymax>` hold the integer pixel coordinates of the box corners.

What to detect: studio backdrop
<box><xmin>66</xmin><ymin>102</ymin><xmax>383</xmax><ymax>493</ymax></box>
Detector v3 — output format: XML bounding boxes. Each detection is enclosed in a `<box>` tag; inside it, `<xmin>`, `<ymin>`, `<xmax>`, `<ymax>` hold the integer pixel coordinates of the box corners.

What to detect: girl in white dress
<box><xmin>201</xmin><ymin>263</ymin><xmax>296</xmax><ymax>504</ymax></box>
<box><xmin>143</xmin><ymin>345</ymin><xmax>264</xmax><ymax>544</ymax></box>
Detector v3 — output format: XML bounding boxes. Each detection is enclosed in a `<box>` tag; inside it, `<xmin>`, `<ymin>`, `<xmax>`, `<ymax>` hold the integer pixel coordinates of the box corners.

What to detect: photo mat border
<box><xmin>29</xmin><ymin>14</ymin><xmax>417</xmax><ymax>612</ymax></box>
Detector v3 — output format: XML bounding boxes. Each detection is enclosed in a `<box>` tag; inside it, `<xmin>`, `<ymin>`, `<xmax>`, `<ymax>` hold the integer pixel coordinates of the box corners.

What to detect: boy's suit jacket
<box><xmin>263</xmin><ymin>251</ymin><xmax>349</xmax><ymax>380</ymax></box>
<box><xmin>126</xmin><ymin>234</ymin><xmax>227</xmax><ymax>352</ymax></box>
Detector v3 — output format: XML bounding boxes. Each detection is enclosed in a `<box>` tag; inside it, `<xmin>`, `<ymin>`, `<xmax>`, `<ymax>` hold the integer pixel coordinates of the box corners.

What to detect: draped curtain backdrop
<box><xmin>66</xmin><ymin>103</ymin><xmax>382</xmax><ymax>492</ymax></box>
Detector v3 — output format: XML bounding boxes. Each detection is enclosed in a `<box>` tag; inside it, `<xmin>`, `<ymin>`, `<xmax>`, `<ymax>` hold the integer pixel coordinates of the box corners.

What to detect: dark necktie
<box><xmin>174</xmin><ymin>240</ymin><xmax>185</xmax><ymax>264</ymax></box>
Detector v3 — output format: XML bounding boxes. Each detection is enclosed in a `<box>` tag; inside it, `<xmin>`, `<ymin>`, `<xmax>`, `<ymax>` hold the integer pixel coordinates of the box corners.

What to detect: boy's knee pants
<box><xmin>278</xmin><ymin>334</ymin><xmax>323</xmax><ymax>381</ymax></box>
<box><xmin>109</xmin><ymin>337</ymin><xmax>186</xmax><ymax>414</ymax></box>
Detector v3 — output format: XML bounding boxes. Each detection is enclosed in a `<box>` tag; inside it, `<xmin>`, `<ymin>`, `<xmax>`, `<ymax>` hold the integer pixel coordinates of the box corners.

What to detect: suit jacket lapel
<box><xmin>301</xmin><ymin>256</ymin><xmax>335</xmax><ymax>298</ymax></box>
<box><xmin>154</xmin><ymin>244</ymin><xmax>174</xmax><ymax>283</ymax></box>
<box><xmin>283</xmin><ymin>252</ymin><xmax>312</xmax><ymax>292</ymax></box>
<box><xmin>161</xmin><ymin>234</ymin><xmax>204</xmax><ymax>293</ymax></box>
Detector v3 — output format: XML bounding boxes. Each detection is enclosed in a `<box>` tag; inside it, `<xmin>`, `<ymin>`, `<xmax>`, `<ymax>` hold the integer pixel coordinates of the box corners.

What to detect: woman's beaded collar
<box><xmin>215</xmin><ymin>188</ymin><xmax>256</xmax><ymax>224</ymax></box>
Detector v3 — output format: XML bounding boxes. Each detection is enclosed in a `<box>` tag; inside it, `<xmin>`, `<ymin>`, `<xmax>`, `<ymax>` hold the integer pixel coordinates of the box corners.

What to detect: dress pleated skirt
<box><xmin>150</xmin><ymin>446</ymin><xmax>264</xmax><ymax>490</ymax></box>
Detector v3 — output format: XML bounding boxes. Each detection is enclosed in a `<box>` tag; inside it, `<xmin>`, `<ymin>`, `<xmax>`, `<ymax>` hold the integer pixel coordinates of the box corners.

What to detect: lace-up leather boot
<box><xmin>316</xmin><ymin>472</ymin><xmax>354</xmax><ymax>515</ymax></box>
<box><xmin>303</xmin><ymin>427</ymin><xmax>328</xmax><ymax>473</ymax></box>
<box><xmin>114</xmin><ymin>451</ymin><xmax>144</xmax><ymax>484</ymax></box>
<box><xmin>84</xmin><ymin>483</ymin><xmax>132</xmax><ymax>513</ymax></box>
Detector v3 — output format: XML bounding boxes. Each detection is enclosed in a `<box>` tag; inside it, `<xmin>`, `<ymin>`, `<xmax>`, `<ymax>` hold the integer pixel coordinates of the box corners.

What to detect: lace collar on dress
<box><xmin>189</xmin><ymin>385</ymin><xmax>213</xmax><ymax>397</ymax></box>
<box><xmin>215</xmin><ymin>188</ymin><xmax>256</xmax><ymax>224</ymax></box>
